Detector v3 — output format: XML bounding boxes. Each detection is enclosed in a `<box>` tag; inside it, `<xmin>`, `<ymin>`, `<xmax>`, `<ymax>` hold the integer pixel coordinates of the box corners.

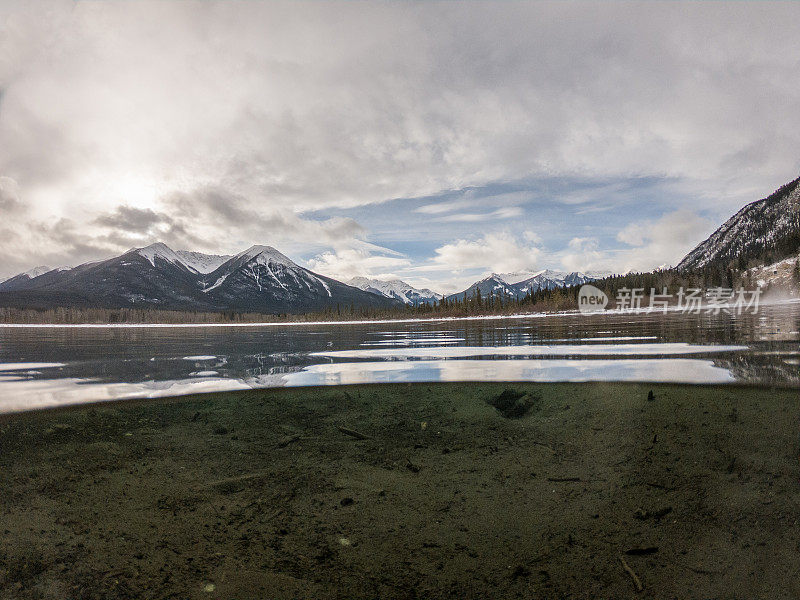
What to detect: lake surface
<box><xmin>1</xmin><ymin>301</ymin><xmax>798</xmax><ymax>412</ymax></box>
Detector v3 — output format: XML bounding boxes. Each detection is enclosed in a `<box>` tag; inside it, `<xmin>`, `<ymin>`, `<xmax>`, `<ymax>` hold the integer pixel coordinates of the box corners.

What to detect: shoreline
<box><xmin>1</xmin><ymin>298</ymin><xmax>797</xmax><ymax>328</ymax></box>
<box><xmin>2</xmin><ymin>382</ymin><xmax>799</xmax><ymax>598</ymax></box>
<box><xmin>1</xmin><ymin>296</ymin><xmax>799</xmax><ymax>328</ymax></box>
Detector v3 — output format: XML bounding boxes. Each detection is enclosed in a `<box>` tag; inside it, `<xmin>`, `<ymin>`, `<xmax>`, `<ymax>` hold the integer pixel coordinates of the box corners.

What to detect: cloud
<box><xmin>433</xmin><ymin>206</ymin><xmax>523</xmax><ymax>223</ymax></box>
<box><xmin>159</xmin><ymin>186</ymin><xmax>367</xmax><ymax>252</ymax></box>
<box><xmin>307</xmin><ymin>242</ymin><xmax>411</xmax><ymax>282</ymax></box>
<box><xmin>560</xmin><ymin>237</ymin><xmax>612</xmax><ymax>273</ymax></box>
<box><xmin>0</xmin><ymin>188</ymin><xmax>373</xmax><ymax>278</ymax></box>
<box><xmin>415</xmin><ymin>195</ymin><xmax>482</xmax><ymax>216</ymax></box>
<box><xmin>415</xmin><ymin>191</ymin><xmax>533</xmax><ymax>216</ymax></box>
<box><xmin>0</xmin><ymin>176</ymin><xmax>21</xmax><ymax>211</ymax></box>
<box><xmin>432</xmin><ymin>232</ymin><xmax>542</xmax><ymax>273</ymax></box>
<box><xmin>95</xmin><ymin>206</ymin><xmax>170</xmax><ymax>232</ymax></box>
<box><xmin>558</xmin><ymin>210</ymin><xmax>714</xmax><ymax>274</ymax></box>
<box><xmin>523</xmin><ymin>230</ymin><xmax>542</xmax><ymax>244</ymax></box>
<box><xmin>614</xmin><ymin>210</ymin><xmax>713</xmax><ymax>271</ymax></box>
<box><xmin>2</xmin><ymin>2</ymin><xmax>800</xmax><ymax>279</ymax></box>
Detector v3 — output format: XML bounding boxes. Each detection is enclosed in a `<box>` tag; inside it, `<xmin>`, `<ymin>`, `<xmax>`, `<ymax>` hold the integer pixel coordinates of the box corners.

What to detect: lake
<box><xmin>1</xmin><ymin>301</ymin><xmax>798</xmax><ymax>412</ymax></box>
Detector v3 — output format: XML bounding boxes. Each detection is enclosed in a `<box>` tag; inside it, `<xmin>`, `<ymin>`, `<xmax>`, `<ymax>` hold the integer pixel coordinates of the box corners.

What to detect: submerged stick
<box><xmin>337</xmin><ymin>425</ymin><xmax>370</xmax><ymax>440</ymax></box>
<box><xmin>276</xmin><ymin>434</ymin><xmax>301</xmax><ymax>448</ymax></box>
<box><xmin>531</xmin><ymin>440</ymin><xmax>556</xmax><ymax>453</ymax></box>
<box><xmin>619</xmin><ymin>556</ymin><xmax>643</xmax><ymax>592</ymax></box>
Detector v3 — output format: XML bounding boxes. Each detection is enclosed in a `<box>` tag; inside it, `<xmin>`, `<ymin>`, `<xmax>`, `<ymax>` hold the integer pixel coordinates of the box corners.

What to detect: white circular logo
<box><xmin>578</xmin><ymin>284</ymin><xmax>608</xmax><ymax>313</ymax></box>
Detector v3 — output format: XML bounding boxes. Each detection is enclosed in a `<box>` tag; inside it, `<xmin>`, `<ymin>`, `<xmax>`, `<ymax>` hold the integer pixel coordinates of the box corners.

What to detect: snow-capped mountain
<box><xmin>446</xmin><ymin>269</ymin><xmax>604</xmax><ymax>302</ymax></box>
<box><xmin>23</xmin><ymin>265</ymin><xmax>54</xmax><ymax>279</ymax></box>
<box><xmin>0</xmin><ymin>242</ymin><xmax>401</xmax><ymax>313</ymax></box>
<box><xmin>346</xmin><ymin>277</ymin><xmax>442</xmax><ymax>306</ymax></box>
<box><xmin>678</xmin><ymin>176</ymin><xmax>800</xmax><ymax>271</ymax></box>
<box><xmin>175</xmin><ymin>250</ymin><xmax>232</xmax><ymax>274</ymax></box>
<box><xmin>198</xmin><ymin>246</ymin><xmax>396</xmax><ymax>312</ymax></box>
<box><xmin>0</xmin><ymin>243</ymin><xmax>216</xmax><ymax>309</ymax></box>
<box><xmin>134</xmin><ymin>243</ymin><xmax>232</xmax><ymax>275</ymax></box>
<box><xmin>0</xmin><ymin>266</ymin><xmax>55</xmax><ymax>289</ymax></box>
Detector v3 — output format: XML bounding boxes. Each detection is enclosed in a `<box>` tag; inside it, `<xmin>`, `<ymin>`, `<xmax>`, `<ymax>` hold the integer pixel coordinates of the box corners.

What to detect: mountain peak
<box><xmin>237</xmin><ymin>245</ymin><xmax>296</xmax><ymax>266</ymax></box>
<box><xmin>174</xmin><ymin>250</ymin><xmax>231</xmax><ymax>274</ymax></box>
<box><xmin>23</xmin><ymin>266</ymin><xmax>54</xmax><ymax>279</ymax></box>
<box><xmin>493</xmin><ymin>270</ymin><xmax>543</xmax><ymax>285</ymax></box>
<box><xmin>141</xmin><ymin>242</ymin><xmax>170</xmax><ymax>251</ymax></box>
<box><xmin>130</xmin><ymin>242</ymin><xmax>232</xmax><ymax>274</ymax></box>
<box><xmin>347</xmin><ymin>276</ymin><xmax>372</xmax><ymax>286</ymax></box>
<box><xmin>346</xmin><ymin>276</ymin><xmax>442</xmax><ymax>306</ymax></box>
<box><xmin>135</xmin><ymin>242</ymin><xmax>184</xmax><ymax>268</ymax></box>
<box><xmin>448</xmin><ymin>270</ymin><xmax>601</xmax><ymax>302</ymax></box>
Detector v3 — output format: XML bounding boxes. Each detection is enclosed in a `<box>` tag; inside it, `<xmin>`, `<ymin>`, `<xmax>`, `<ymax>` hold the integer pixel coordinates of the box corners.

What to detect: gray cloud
<box><xmin>161</xmin><ymin>186</ymin><xmax>367</xmax><ymax>249</ymax></box>
<box><xmin>95</xmin><ymin>206</ymin><xmax>166</xmax><ymax>232</ymax></box>
<box><xmin>0</xmin><ymin>176</ymin><xmax>21</xmax><ymax>211</ymax></box>
<box><xmin>1</xmin><ymin>1</ymin><xmax>800</xmax><ymax>279</ymax></box>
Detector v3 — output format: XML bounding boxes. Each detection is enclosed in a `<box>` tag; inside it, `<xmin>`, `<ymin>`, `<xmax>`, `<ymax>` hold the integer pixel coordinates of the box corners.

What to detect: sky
<box><xmin>1</xmin><ymin>1</ymin><xmax>799</xmax><ymax>293</ymax></box>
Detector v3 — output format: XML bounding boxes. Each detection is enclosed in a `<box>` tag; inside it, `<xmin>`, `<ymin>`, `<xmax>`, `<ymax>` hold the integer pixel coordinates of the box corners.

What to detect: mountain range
<box><xmin>346</xmin><ymin>277</ymin><xmax>442</xmax><ymax>306</ymax></box>
<box><xmin>0</xmin><ymin>243</ymin><xmax>401</xmax><ymax>313</ymax></box>
<box><xmin>445</xmin><ymin>270</ymin><xmax>606</xmax><ymax>302</ymax></box>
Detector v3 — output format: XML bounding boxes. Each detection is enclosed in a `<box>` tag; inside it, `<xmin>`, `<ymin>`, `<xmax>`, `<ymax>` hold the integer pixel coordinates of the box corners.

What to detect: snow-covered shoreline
<box><xmin>1</xmin><ymin>297</ymin><xmax>797</xmax><ymax>328</ymax></box>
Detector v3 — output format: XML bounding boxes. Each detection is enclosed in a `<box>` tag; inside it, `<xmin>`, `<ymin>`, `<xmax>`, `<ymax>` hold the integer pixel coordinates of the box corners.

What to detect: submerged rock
<box><xmin>487</xmin><ymin>389</ymin><xmax>541</xmax><ymax>419</ymax></box>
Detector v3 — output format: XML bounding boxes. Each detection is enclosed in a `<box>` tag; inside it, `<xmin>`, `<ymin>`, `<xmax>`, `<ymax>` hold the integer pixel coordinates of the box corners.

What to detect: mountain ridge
<box><xmin>678</xmin><ymin>176</ymin><xmax>800</xmax><ymax>272</ymax></box>
<box><xmin>346</xmin><ymin>277</ymin><xmax>442</xmax><ymax>306</ymax></box>
<box><xmin>446</xmin><ymin>270</ymin><xmax>606</xmax><ymax>302</ymax></box>
<box><xmin>0</xmin><ymin>242</ymin><xmax>401</xmax><ymax>313</ymax></box>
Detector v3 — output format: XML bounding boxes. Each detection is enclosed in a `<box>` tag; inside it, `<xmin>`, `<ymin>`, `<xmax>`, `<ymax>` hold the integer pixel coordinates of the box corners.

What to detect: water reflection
<box><xmin>274</xmin><ymin>359</ymin><xmax>735</xmax><ymax>386</ymax></box>
<box><xmin>0</xmin><ymin>301</ymin><xmax>798</xmax><ymax>412</ymax></box>
<box><xmin>309</xmin><ymin>342</ymin><xmax>747</xmax><ymax>360</ymax></box>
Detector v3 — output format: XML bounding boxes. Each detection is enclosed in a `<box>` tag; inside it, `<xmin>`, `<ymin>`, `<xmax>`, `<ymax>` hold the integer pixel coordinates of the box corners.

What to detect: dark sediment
<box><xmin>1</xmin><ymin>382</ymin><xmax>798</xmax><ymax>599</ymax></box>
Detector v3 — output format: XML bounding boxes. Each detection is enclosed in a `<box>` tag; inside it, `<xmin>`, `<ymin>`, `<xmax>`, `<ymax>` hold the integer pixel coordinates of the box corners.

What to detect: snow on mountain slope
<box><xmin>495</xmin><ymin>271</ymin><xmax>541</xmax><ymax>285</ymax></box>
<box><xmin>246</xmin><ymin>245</ymin><xmax>329</xmax><ymax>297</ymax></box>
<box><xmin>135</xmin><ymin>243</ymin><xmax>186</xmax><ymax>269</ymax></box>
<box><xmin>447</xmin><ymin>270</ymin><xmax>605</xmax><ymax>302</ymax></box>
<box><xmin>495</xmin><ymin>270</ymin><xmax>607</xmax><ymax>289</ymax></box>
<box><xmin>175</xmin><ymin>250</ymin><xmax>232</xmax><ymax>274</ymax></box>
<box><xmin>347</xmin><ymin>277</ymin><xmax>442</xmax><ymax>306</ymax></box>
<box><xmin>678</xmin><ymin>176</ymin><xmax>800</xmax><ymax>271</ymax></box>
<box><xmin>194</xmin><ymin>246</ymin><xmax>399</xmax><ymax>312</ymax></box>
<box><xmin>745</xmin><ymin>253</ymin><xmax>800</xmax><ymax>297</ymax></box>
<box><xmin>133</xmin><ymin>243</ymin><xmax>232</xmax><ymax>275</ymax></box>
<box><xmin>0</xmin><ymin>266</ymin><xmax>55</xmax><ymax>290</ymax></box>
<box><xmin>234</xmin><ymin>245</ymin><xmax>299</xmax><ymax>268</ymax></box>
<box><xmin>0</xmin><ymin>242</ymin><xmax>400</xmax><ymax>313</ymax></box>
<box><xmin>23</xmin><ymin>266</ymin><xmax>54</xmax><ymax>279</ymax></box>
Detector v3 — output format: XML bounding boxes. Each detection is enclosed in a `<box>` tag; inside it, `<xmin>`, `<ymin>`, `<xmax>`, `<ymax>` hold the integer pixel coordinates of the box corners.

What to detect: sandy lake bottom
<box><xmin>1</xmin><ymin>382</ymin><xmax>799</xmax><ymax>599</ymax></box>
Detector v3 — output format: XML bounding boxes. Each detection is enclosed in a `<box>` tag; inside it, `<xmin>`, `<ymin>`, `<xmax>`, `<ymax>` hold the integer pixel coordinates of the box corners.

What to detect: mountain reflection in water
<box><xmin>0</xmin><ymin>301</ymin><xmax>797</xmax><ymax>412</ymax></box>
